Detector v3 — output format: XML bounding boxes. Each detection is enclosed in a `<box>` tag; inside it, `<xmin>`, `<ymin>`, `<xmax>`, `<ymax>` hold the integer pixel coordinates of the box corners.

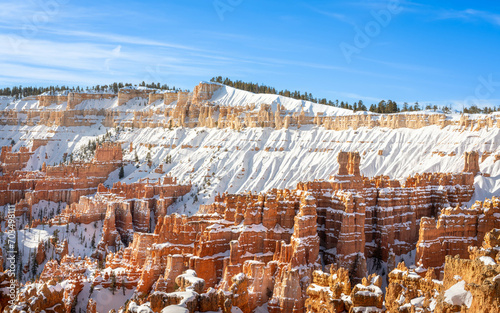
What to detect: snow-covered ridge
<box><xmin>3</xmin><ymin>122</ymin><xmax>499</xmax><ymax>216</ymax></box>
<box><xmin>1</xmin><ymin>82</ymin><xmax>499</xmax><ymax>123</ymax></box>
<box><xmin>1</xmin><ymin>82</ymin><xmax>500</xmax><ymax>216</ymax></box>
<box><xmin>40</xmin><ymin>89</ymin><xmax>116</xmax><ymax>96</ymax></box>
<box><xmin>210</xmin><ymin>85</ymin><xmax>353</xmax><ymax>116</ymax></box>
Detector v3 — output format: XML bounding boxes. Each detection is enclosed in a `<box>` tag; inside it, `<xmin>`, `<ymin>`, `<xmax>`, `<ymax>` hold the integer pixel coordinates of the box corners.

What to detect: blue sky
<box><xmin>1</xmin><ymin>0</ymin><xmax>499</xmax><ymax>108</ymax></box>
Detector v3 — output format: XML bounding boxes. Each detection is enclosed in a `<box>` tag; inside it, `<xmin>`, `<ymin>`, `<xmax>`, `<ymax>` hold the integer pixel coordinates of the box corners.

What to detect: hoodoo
<box><xmin>0</xmin><ymin>81</ymin><xmax>499</xmax><ymax>313</ymax></box>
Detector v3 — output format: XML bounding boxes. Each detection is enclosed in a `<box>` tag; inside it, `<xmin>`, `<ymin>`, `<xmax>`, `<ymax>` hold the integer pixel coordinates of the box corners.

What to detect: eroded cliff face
<box><xmin>33</xmin><ymin>152</ymin><xmax>473</xmax><ymax>313</ymax></box>
<box><xmin>416</xmin><ymin>197</ymin><xmax>500</xmax><ymax>275</ymax></box>
<box><xmin>0</xmin><ymin>142</ymin><xmax>123</xmax><ymax>219</ymax></box>
<box><xmin>302</xmin><ymin>228</ymin><xmax>500</xmax><ymax>313</ymax></box>
<box><xmin>60</xmin><ymin>177</ymin><xmax>191</xmax><ymax>248</ymax></box>
<box><xmin>10</xmin><ymin>255</ymin><xmax>89</xmax><ymax>313</ymax></box>
<box><xmin>2</xmin><ymin>82</ymin><xmax>500</xmax><ymax>133</ymax></box>
<box><xmin>305</xmin><ymin>268</ymin><xmax>384</xmax><ymax>313</ymax></box>
<box><xmin>385</xmin><ymin>228</ymin><xmax>500</xmax><ymax>313</ymax></box>
<box><xmin>0</xmin><ymin>82</ymin><xmax>498</xmax><ymax>313</ymax></box>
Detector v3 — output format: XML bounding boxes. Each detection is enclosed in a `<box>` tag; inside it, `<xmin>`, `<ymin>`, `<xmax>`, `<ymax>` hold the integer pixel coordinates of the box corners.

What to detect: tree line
<box><xmin>0</xmin><ymin>82</ymin><xmax>179</xmax><ymax>98</ymax></box>
<box><xmin>2</xmin><ymin>78</ymin><xmax>499</xmax><ymax>114</ymax></box>
<box><xmin>210</xmin><ymin>76</ymin><xmax>500</xmax><ymax>114</ymax></box>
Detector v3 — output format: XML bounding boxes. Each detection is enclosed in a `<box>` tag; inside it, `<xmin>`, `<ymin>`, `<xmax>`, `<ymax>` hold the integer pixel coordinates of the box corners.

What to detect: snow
<box><xmin>410</xmin><ymin>296</ymin><xmax>425</xmax><ymax>308</ymax></box>
<box><xmin>161</xmin><ymin>306</ymin><xmax>189</xmax><ymax>313</ymax></box>
<box><xmin>443</xmin><ymin>280</ymin><xmax>473</xmax><ymax>308</ymax></box>
<box><xmin>177</xmin><ymin>270</ymin><xmax>204</xmax><ymax>288</ymax></box>
<box><xmin>354</xmin><ymin>283</ymin><xmax>383</xmax><ymax>297</ymax></box>
<box><xmin>2</xmin><ymin>86</ymin><xmax>500</xmax><ymax>217</ymax></box>
<box><xmin>478</xmin><ymin>256</ymin><xmax>496</xmax><ymax>266</ymax></box>
<box><xmin>453</xmin><ymin>275</ymin><xmax>462</xmax><ymax>281</ymax></box>
<box><xmin>128</xmin><ymin>301</ymin><xmax>154</xmax><ymax>313</ymax></box>
<box><xmin>4</xmin><ymin>84</ymin><xmax>500</xmax><ymax>313</ymax></box>
<box><xmin>0</xmin><ymin>209</ymin><xmax>104</xmax><ymax>283</ymax></box>
<box><xmin>86</xmin><ymin>123</ymin><xmax>500</xmax><ymax>215</ymax></box>
<box><xmin>210</xmin><ymin>85</ymin><xmax>352</xmax><ymax>116</ymax></box>
<box><xmin>77</xmin><ymin>285</ymin><xmax>136</xmax><ymax>313</ymax></box>
<box><xmin>253</xmin><ymin>303</ymin><xmax>269</xmax><ymax>313</ymax></box>
<box><xmin>73</xmin><ymin>97</ymin><xmax>117</xmax><ymax>110</ymax></box>
<box><xmin>494</xmin><ymin>274</ymin><xmax>500</xmax><ymax>283</ymax></box>
<box><xmin>351</xmin><ymin>307</ymin><xmax>383</xmax><ymax>313</ymax></box>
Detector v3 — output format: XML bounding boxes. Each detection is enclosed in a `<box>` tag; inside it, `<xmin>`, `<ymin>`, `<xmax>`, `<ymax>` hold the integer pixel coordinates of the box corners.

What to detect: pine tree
<box><xmin>119</xmin><ymin>166</ymin><xmax>125</xmax><ymax>179</ymax></box>
<box><xmin>414</xmin><ymin>101</ymin><xmax>420</xmax><ymax>111</ymax></box>
<box><xmin>110</xmin><ymin>272</ymin><xmax>117</xmax><ymax>294</ymax></box>
<box><xmin>31</xmin><ymin>250</ymin><xmax>38</xmax><ymax>278</ymax></box>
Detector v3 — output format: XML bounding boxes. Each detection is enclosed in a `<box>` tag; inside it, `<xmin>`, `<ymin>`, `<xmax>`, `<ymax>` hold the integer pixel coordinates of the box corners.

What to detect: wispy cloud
<box><xmin>437</xmin><ymin>9</ymin><xmax>500</xmax><ymax>26</ymax></box>
<box><xmin>0</xmin><ymin>33</ymin><xmax>221</xmax><ymax>86</ymax></box>
<box><xmin>304</xmin><ymin>5</ymin><xmax>356</xmax><ymax>26</ymax></box>
<box><xmin>39</xmin><ymin>27</ymin><xmax>207</xmax><ymax>52</ymax></box>
<box><xmin>345</xmin><ymin>0</ymin><xmax>425</xmax><ymax>12</ymax></box>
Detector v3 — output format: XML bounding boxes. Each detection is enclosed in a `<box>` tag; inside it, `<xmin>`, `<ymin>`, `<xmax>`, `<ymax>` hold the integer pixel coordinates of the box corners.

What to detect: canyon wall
<box><xmin>88</xmin><ymin>152</ymin><xmax>475</xmax><ymax>313</ymax></box>
<box><xmin>386</xmin><ymin>228</ymin><xmax>500</xmax><ymax>312</ymax></box>
<box><xmin>0</xmin><ymin>146</ymin><xmax>33</xmax><ymax>174</ymax></box>
<box><xmin>0</xmin><ymin>142</ymin><xmax>123</xmax><ymax>216</ymax></box>
<box><xmin>2</xmin><ymin>83</ymin><xmax>500</xmax><ymax>133</ymax></box>
<box><xmin>416</xmin><ymin>196</ymin><xmax>500</xmax><ymax>275</ymax></box>
<box><xmin>60</xmin><ymin>176</ymin><xmax>191</xmax><ymax>247</ymax></box>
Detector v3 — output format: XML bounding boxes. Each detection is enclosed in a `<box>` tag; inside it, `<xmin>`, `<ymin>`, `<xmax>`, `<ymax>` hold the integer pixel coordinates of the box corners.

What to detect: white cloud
<box><xmin>437</xmin><ymin>9</ymin><xmax>500</xmax><ymax>26</ymax></box>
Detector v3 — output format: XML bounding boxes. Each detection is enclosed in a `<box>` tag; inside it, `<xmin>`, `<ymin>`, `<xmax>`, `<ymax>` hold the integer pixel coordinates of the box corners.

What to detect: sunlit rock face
<box><xmin>1</xmin><ymin>81</ymin><xmax>499</xmax><ymax>313</ymax></box>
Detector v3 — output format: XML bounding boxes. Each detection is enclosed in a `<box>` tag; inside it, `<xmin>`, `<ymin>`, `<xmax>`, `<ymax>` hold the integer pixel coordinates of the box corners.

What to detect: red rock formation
<box><xmin>14</xmin><ymin>255</ymin><xmax>91</xmax><ymax>313</ymax></box>
<box><xmin>463</xmin><ymin>151</ymin><xmax>480</xmax><ymax>175</ymax></box>
<box><xmin>102</xmin><ymin>204</ymin><xmax>122</xmax><ymax>247</ymax></box>
<box><xmin>416</xmin><ymin>196</ymin><xmax>500</xmax><ymax>275</ymax></box>
<box><xmin>37</xmin><ymin>94</ymin><xmax>67</xmax><ymax>107</ymax></box>
<box><xmin>58</xmin><ymin>176</ymin><xmax>190</xmax><ymax>250</ymax></box>
<box><xmin>385</xmin><ymin>261</ymin><xmax>441</xmax><ymax>313</ymax></box>
<box><xmin>0</xmin><ymin>270</ymin><xmax>16</xmax><ymax>311</ymax></box>
<box><xmin>67</xmin><ymin>92</ymin><xmax>114</xmax><ymax>109</ymax></box>
<box><xmin>31</xmin><ymin>138</ymin><xmax>50</xmax><ymax>151</ymax></box>
<box><xmin>268</xmin><ymin>193</ymin><xmax>321</xmax><ymax>313</ymax></box>
<box><xmin>93</xmin><ymin>141</ymin><xmax>123</xmax><ymax>163</ymax></box>
<box><xmin>0</xmin><ymin>141</ymin><xmax>123</xmax><ymax>212</ymax></box>
<box><xmin>305</xmin><ymin>267</ymin><xmax>351</xmax><ymax>312</ymax></box>
<box><xmin>337</xmin><ymin>151</ymin><xmax>349</xmax><ymax>176</ymax></box>
<box><xmin>4</xmin><ymin>82</ymin><xmax>500</xmax><ymax>131</ymax></box>
<box><xmin>36</xmin><ymin>241</ymin><xmax>46</xmax><ymax>265</ymax></box>
<box><xmin>3</xmin><ymin>138</ymin><xmax>482</xmax><ymax>313</ymax></box>
<box><xmin>118</xmin><ymin>87</ymin><xmax>156</xmax><ymax>106</ymax></box>
<box><xmin>305</xmin><ymin>268</ymin><xmax>383</xmax><ymax>313</ymax></box>
<box><xmin>387</xmin><ymin>228</ymin><xmax>500</xmax><ymax>313</ymax></box>
<box><xmin>0</xmin><ymin>146</ymin><xmax>33</xmax><ymax>174</ymax></box>
<box><xmin>59</xmin><ymin>239</ymin><xmax>69</xmax><ymax>260</ymax></box>
<box><xmin>192</xmin><ymin>82</ymin><xmax>221</xmax><ymax>105</ymax></box>
<box><xmin>87</xmin><ymin>299</ymin><xmax>97</xmax><ymax>313</ymax></box>
<box><xmin>12</xmin><ymin>276</ymin><xmax>83</xmax><ymax>313</ymax></box>
<box><xmin>85</xmin><ymin>152</ymin><xmax>475</xmax><ymax>313</ymax></box>
<box><xmin>126</xmin><ymin>269</ymin><xmax>234</xmax><ymax>313</ymax></box>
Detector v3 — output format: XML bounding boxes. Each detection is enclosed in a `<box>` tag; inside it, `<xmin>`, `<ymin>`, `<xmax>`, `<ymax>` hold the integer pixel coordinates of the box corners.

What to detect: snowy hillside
<box><xmin>4</xmin><ymin>122</ymin><xmax>499</xmax><ymax>216</ymax></box>
<box><xmin>1</xmin><ymin>85</ymin><xmax>499</xmax><ymax>216</ymax></box>
<box><xmin>210</xmin><ymin>84</ymin><xmax>353</xmax><ymax>116</ymax></box>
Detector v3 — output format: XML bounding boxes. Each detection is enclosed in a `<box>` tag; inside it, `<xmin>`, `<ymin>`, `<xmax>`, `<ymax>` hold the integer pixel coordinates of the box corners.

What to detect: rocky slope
<box><xmin>0</xmin><ymin>82</ymin><xmax>499</xmax><ymax>312</ymax></box>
